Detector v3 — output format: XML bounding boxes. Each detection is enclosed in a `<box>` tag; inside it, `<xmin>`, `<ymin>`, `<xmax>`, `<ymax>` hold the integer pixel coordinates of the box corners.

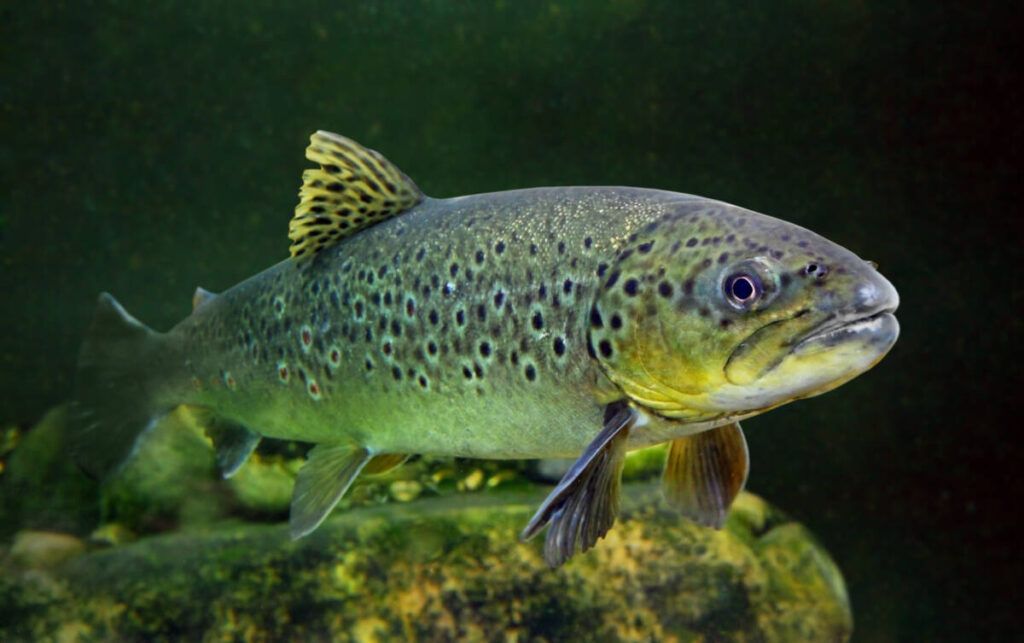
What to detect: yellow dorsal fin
<box><xmin>289</xmin><ymin>131</ymin><xmax>424</xmax><ymax>259</ymax></box>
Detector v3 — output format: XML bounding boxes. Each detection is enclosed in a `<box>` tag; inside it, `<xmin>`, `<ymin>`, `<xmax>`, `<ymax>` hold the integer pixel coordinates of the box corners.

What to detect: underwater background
<box><xmin>0</xmin><ymin>1</ymin><xmax>1018</xmax><ymax>641</ymax></box>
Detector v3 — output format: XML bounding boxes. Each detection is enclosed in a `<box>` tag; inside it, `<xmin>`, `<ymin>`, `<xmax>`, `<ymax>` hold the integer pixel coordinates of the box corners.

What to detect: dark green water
<box><xmin>1</xmin><ymin>2</ymin><xmax>1017</xmax><ymax>640</ymax></box>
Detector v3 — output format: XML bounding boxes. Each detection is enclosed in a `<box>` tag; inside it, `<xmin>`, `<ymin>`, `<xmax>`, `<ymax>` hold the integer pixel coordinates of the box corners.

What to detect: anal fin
<box><xmin>289</xmin><ymin>444</ymin><xmax>372</xmax><ymax>539</ymax></box>
<box><xmin>520</xmin><ymin>402</ymin><xmax>637</xmax><ymax>567</ymax></box>
<box><xmin>662</xmin><ymin>421</ymin><xmax>749</xmax><ymax>529</ymax></box>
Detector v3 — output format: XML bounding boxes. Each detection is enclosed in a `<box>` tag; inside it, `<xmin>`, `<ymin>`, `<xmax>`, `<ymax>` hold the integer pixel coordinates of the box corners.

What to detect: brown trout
<box><xmin>70</xmin><ymin>131</ymin><xmax>899</xmax><ymax>566</ymax></box>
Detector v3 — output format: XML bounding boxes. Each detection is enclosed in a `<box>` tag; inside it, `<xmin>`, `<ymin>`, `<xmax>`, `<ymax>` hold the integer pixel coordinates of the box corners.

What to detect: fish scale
<box><xmin>69</xmin><ymin>131</ymin><xmax>899</xmax><ymax>566</ymax></box>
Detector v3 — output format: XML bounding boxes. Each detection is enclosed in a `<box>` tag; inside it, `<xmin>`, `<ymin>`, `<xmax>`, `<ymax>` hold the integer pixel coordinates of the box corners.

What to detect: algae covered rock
<box><xmin>0</xmin><ymin>406</ymin><xmax>99</xmax><ymax>539</ymax></box>
<box><xmin>0</xmin><ymin>485</ymin><xmax>852</xmax><ymax>642</ymax></box>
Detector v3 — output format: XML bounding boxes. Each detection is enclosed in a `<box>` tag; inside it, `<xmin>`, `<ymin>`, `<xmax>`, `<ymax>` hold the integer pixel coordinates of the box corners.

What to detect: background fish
<box><xmin>70</xmin><ymin>131</ymin><xmax>899</xmax><ymax>566</ymax></box>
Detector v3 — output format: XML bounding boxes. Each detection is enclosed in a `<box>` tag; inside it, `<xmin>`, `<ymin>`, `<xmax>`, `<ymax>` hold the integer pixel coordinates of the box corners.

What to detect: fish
<box><xmin>69</xmin><ymin>131</ymin><xmax>899</xmax><ymax>566</ymax></box>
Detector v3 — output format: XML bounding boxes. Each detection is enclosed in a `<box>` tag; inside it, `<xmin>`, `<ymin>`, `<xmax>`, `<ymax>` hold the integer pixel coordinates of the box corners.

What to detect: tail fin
<box><xmin>68</xmin><ymin>293</ymin><xmax>175</xmax><ymax>479</ymax></box>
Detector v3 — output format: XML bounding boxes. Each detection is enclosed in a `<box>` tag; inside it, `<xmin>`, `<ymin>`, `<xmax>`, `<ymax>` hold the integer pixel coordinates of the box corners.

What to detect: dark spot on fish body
<box><xmin>553</xmin><ymin>337</ymin><xmax>566</xmax><ymax>356</ymax></box>
<box><xmin>598</xmin><ymin>340</ymin><xmax>613</xmax><ymax>358</ymax></box>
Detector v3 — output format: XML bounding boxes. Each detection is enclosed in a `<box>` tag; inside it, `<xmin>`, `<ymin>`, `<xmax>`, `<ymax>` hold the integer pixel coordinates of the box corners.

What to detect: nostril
<box><xmin>802</xmin><ymin>262</ymin><xmax>829</xmax><ymax>280</ymax></box>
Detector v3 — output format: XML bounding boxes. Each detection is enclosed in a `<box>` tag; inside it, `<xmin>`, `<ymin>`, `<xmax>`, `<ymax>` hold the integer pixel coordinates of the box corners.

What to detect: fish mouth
<box><xmin>723</xmin><ymin>301</ymin><xmax>899</xmax><ymax>387</ymax></box>
<box><xmin>792</xmin><ymin>308</ymin><xmax>899</xmax><ymax>353</ymax></box>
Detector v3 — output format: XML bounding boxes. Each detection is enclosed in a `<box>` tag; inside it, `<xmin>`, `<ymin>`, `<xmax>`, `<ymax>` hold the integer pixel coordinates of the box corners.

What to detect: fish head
<box><xmin>590</xmin><ymin>202</ymin><xmax>899</xmax><ymax>421</ymax></box>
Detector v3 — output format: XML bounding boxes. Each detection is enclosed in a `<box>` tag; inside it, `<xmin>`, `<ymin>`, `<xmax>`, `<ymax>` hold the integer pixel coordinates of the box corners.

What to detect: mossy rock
<box><xmin>0</xmin><ymin>406</ymin><xmax>99</xmax><ymax>539</ymax></box>
<box><xmin>0</xmin><ymin>486</ymin><xmax>852</xmax><ymax>642</ymax></box>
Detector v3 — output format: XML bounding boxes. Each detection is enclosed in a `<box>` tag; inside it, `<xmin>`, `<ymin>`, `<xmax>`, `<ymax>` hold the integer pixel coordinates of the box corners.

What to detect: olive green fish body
<box><xmin>70</xmin><ymin>132</ymin><xmax>899</xmax><ymax>564</ymax></box>
<box><xmin>176</xmin><ymin>187</ymin><xmax>705</xmax><ymax>458</ymax></box>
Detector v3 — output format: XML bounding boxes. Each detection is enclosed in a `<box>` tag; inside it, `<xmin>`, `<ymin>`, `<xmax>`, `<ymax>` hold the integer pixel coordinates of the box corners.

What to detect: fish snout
<box><xmin>852</xmin><ymin>266</ymin><xmax>899</xmax><ymax>318</ymax></box>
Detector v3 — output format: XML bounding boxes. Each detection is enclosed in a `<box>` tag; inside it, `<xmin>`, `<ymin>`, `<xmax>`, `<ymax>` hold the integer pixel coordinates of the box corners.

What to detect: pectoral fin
<box><xmin>289</xmin><ymin>444</ymin><xmax>372</xmax><ymax>539</ymax></box>
<box><xmin>662</xmin><ymin>421</ymin><xmax>749</xmax><ymax>529</ymax></box>
<box><xmin>520</xmin><ymin>402</ymin><xmax>637</xmax><ymax>567</ymax></box>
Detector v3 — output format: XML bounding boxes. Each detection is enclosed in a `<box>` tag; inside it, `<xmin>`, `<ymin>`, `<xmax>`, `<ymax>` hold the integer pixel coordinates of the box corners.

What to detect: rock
<box><xmin>0</xmin><ymin>486</ymin><xmax>852</xmax><ymax>642</ymax></box>
<box><xmin>98</xmin><ymin>407</ymin><xmax>226</xmax><ymax>532</ymax></box>
<box><xmin>0</xmin><ymin>406</ymin><xmax>99</xmax><ymax>540</ymax></box>
<box><xmin>9</xmin><ymin>531</ymin><xmax>86</xmax><ymax>568</ymax></box>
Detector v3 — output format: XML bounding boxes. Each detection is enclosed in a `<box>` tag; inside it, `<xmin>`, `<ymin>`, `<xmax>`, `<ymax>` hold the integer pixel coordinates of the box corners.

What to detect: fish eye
<box><xmin>724</xmin><ymin>273</ymin><xmax>762</xmax><ymax>308</ymax></box>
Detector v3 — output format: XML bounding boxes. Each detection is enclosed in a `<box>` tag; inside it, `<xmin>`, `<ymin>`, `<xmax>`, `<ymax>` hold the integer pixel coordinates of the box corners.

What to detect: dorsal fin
<box><xmin>288</xmin><ymin>131</ymin><xmax>424</xmax><ymax>259</ymax></box>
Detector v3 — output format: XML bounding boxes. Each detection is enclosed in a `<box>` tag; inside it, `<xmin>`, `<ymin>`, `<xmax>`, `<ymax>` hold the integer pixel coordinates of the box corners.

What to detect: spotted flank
<box><xmin>69</xmin><ymin>130</ymin><xmax>899</xmax><ymax>567</ymax></box>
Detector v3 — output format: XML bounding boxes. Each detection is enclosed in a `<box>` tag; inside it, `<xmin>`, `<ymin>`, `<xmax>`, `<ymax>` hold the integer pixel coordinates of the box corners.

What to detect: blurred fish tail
<box><xmin>69</xmin><ymin>293</ymin><xmax>178</xmax><ymax>479</ymax></box>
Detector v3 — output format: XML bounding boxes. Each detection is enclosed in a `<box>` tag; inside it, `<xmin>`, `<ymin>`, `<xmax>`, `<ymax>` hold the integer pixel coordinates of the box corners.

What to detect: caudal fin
<box><xmin>68</xmin><ymin>293</ymin><xmax>175</xmax><ymax>479</ymax></box>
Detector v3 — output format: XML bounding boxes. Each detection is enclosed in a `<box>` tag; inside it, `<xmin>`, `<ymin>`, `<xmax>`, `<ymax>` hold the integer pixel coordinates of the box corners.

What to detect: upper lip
<box><xmin>796</xmin><ymin>304</ymin><xmax>897</xmax><ymax>347</ymax></box>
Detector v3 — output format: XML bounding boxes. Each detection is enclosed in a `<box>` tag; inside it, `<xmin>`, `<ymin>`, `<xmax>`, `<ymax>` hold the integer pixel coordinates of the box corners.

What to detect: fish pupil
<box><xmin>732</xmin><ymin>277</ymin><xmax>754</xmax><ymax>300</ymax></box>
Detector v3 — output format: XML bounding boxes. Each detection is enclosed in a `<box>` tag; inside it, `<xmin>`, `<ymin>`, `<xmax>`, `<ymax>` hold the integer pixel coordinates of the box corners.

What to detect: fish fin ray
<box><xmin>520</xmin><ymin>401</ymin><xmax>636</xmax><ymax>567</ymax></box>
<box><xmin>289</xmin><ymin>444</ymin><xmax>372</xmax><ymax>539</ymax></box>
<box><xmin>68</xmin><ymin>293</ymin><xmax>173</xmax><ymax>479</ymax></box>
<box><xmin>289</xmin><ymin>131</ymin><xmax>423</xmax><ymax>259</ymax></box>
<box><xmin>662</xmin><ymin>421</ymin><xmax>749</xmax><ymax>529</ymax></box>
<box><xmin>363</xmin><ymin>453</ymin><xmax>410</xmax><ymax>475</ymax></box>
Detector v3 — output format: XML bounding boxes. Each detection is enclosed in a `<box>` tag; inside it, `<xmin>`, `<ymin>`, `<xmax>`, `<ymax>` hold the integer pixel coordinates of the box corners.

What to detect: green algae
<box><xmin>1</xmin><ymin>489</ymin><xmax>851</xmax><ymax>642</ymax></box>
